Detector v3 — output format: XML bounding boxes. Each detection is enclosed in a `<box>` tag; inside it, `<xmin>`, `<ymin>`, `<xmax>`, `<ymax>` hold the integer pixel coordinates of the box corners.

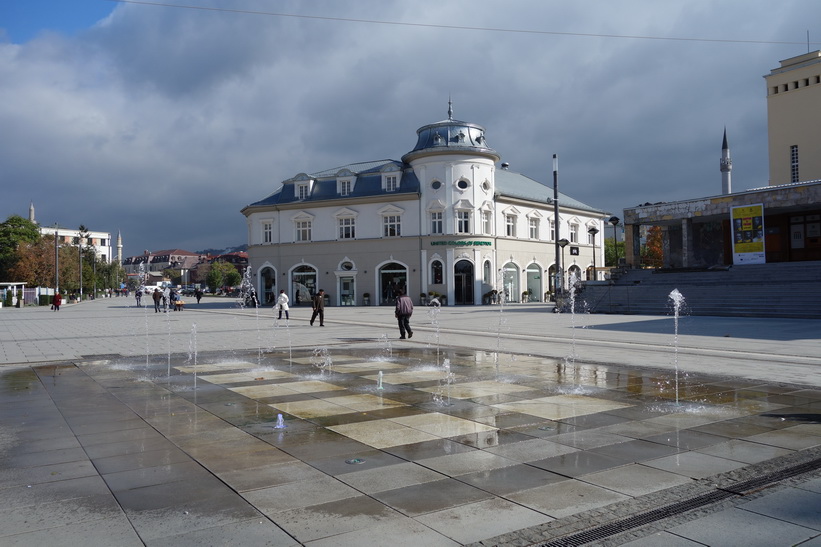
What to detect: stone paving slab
<box><xmin>1</xmin><ymin>298</ymin><xmax>820</xmax><ymax>546</ymax></box>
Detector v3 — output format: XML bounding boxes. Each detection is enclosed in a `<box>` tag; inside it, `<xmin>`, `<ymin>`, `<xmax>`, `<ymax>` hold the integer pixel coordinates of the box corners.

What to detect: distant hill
<box><xmin>197</xmin><ymin>244</ymin><xmax>248</xmax><ymax>255</ymax></box>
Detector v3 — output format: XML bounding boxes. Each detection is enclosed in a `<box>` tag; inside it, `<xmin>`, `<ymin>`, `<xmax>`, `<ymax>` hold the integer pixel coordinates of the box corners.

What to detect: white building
<box><xmin>242</xmin><ymin>106</ymin><xmax>607</xmax><ymax>306</ymax></box>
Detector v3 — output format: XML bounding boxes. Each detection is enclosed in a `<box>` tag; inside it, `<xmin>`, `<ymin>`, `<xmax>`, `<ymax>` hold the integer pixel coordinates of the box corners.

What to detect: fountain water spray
<box><xmin>427</xmin><ymin>299</ymin><xmax>442</xmax><ymax>366</ymax></box>
<box><xmin>379</xmin><ymin>333</ymin><xmax>393</xmax><ymax>360</ymax></box>
<box><xmin>668</xmin><ymin>289</ymin><xmax>686</xmax><ymax>405</ymax></box>
<box><xmin>272</xmin><ymin>413</ymin><xmax>287</xmax><ymax>429</ymax></box>
<box><xmin>311</xmin><ymin>347</ymin><xmax>333</xmax><ymax>375</ymax></box>
<box><xmin>493</xmin><ymin>269</ymin><xmax>509</xmax><ymax>374</ymax></box>
<box><xmin>433</xmin><ymin>358</ymin><xmax>454</xmax><ymax>406</ymax></box>
<box><xmin>376</xmin><ymin>370</ymin><xmax>384</xmax><ymax>391</ymax></box>
<box><xmin>187</xmin><ymin>323</ymin><xmax>198</xmax><ymax>390</ymax></box>
<box><xmin>565</xmin><ymin>271</ymin><xmax>580</xmax><ymax>365</ymax></box>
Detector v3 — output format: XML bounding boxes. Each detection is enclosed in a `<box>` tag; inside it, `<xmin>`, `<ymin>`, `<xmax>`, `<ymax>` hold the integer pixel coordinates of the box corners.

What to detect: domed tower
<box><xmin>402</xmin><ymin>101</ymin><xmax>500</xmax><ymax>236</ymax></box>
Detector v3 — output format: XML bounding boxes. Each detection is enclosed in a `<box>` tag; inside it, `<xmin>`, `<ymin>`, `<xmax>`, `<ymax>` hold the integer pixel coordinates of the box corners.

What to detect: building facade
<box><xmin>242</xmin><ymin>108</ymin><xmax>606</xmax><ymax>306</ymax></box>
<box><xmin>766</xmin><ymin>50</ymin><xmax>821</xmax><ymax>185</ymax></box>
<box><xmin>622</xmin><ymin>50</ymin><xmax>821</xmax><ymax>268</ymax></box>
<box><xmin>37</xmin><ymin>225</ymin><xmax>115</xmax><ymax>263</ymax></box>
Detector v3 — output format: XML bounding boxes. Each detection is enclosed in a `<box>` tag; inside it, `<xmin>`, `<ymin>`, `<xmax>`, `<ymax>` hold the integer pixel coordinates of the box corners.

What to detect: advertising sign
<box><xmin>731</xmin><ymin>204</ymin><xmax>765</xmax><ymax>264</ymax></box>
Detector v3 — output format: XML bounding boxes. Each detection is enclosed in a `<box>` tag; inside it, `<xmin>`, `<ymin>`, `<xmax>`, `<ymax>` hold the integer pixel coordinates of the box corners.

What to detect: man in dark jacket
<box><xmin>394</xmin><ymin>289</ymin><xmax>414</xmax><ymax>339</ymax></box>
<box><xmin>310</xmin><ymin>289</ymin><xmax>325</xmax><ymax>326</ymax></box>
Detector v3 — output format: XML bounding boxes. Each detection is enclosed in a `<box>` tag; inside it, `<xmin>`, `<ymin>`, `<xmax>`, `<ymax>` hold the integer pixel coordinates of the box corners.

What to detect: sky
<box><xmin>1</xmin><ymin>1</ymin><xmax>820</xmax><ymax>259</ymax></box>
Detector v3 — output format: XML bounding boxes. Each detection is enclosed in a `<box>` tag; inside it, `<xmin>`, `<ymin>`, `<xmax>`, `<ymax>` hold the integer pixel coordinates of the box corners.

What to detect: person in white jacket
<box><xmin>276</xmin><ymin>290</ymin><xmax>290</xmax><ymax>320</ymax></box>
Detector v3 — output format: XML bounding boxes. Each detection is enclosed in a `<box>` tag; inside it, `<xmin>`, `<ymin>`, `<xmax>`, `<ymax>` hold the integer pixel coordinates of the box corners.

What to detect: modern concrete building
<box><xmin>242</xmin><ymin>105</ymin><xmax>607</xmax><ymax>306</ymax></box>
<box><xmin>766</xmin><ymin>50</ymin><xmax>821</xmax><ymax>185</ymax></box>
<box><xmin>621</xmin><ymin>51</ymin><xmax>821</xmax><ymax>269</ymax></box>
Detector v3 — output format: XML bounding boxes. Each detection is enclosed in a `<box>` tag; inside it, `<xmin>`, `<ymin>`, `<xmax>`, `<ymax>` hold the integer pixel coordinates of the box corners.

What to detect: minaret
<box><xmin>29</xmin><ymin>201</ymin><xmax>35</xmax><ymax>223</ymax></box>
<box><xmin>720</xmin><ymin>128</ymin><xmax>732</xmax><ymax>195</ymax></box>
<box><xmin>117</xmin><ymin>230</ymin><xmax>123</xmax><ymax>264</ymax></box>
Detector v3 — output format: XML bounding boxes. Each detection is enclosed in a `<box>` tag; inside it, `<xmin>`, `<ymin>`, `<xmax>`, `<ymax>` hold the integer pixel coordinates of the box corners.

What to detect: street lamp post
<box><xmin>588</xmin><ymin>226</ymin><xmax>599</xmax><ymax>280</ymax></box>
<box><xmin>609</xmin><ymin>216</ymin><xmax>620</xmax><ymax>266</ymax></box>
<box><xmin>78</xmin><ymin>237</ymin><xmax>83</xmax><ymax>300</ymax></box>
<box><xmin>552</xmin><ymin>154</ymin><xmax>561</xmax><ymax>299</ymax></box>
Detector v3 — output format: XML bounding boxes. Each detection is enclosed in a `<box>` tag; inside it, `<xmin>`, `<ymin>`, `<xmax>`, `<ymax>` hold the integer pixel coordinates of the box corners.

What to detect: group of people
<box><xmin>274</xmin><ymin>287</ymin><xmax>413</xmax><ymax>339</ymax></box>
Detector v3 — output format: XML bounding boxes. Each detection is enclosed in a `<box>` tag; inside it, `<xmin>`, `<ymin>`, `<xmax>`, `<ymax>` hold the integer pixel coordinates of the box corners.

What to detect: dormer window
<box><xmin>297</xmin><ymin>183</ymin><xmax>310</xmax><ymax>200</ymax></box>
<box><xmin>338</xmin><ymin>179</ymin><xmax>353</xmax><ymax>196</ymax></box>
<box><xmin>383</xmin><ymin>174</ymin><xmax>399</xmax><ymax>192</ymax></box>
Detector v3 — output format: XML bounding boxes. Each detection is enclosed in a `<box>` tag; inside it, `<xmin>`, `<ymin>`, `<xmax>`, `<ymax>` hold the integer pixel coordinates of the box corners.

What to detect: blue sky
<box><xmin>1</xmin><ymin>1</ymin><xmax>820</xmax><ymax>257</ymax></box>
<box><xmin>1</xmin><ymin>0</ymin><xmax>114</xmax><ymax>43</ymax></box>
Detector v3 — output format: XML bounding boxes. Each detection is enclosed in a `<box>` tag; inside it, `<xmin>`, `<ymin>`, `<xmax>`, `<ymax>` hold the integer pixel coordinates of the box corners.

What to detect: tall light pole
<box><xmin>588</xmin><ymin>226</ymin><xmax>599</xmax><ymax>280</ymax></box>
<box><xmin>78</xmin><ymin>236</ymin><xmax>83</xmax><ymax>300</ymax></box>
<box><xmin>609</xmin><ymin>216</ymin><xmax>620</xmax><ymax>266</ymax></box>
<box><xmin>552</xmin><ymin>154</ymin><xmax>561</xmax><ymax>297</ymax></box>
<box><xmin>54</xmin><ymin>228</ymin><xmax>59</xmax><ymax>292</ymax></box>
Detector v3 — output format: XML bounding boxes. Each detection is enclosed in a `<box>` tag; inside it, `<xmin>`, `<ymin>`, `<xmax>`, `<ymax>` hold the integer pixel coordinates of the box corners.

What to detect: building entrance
<box><xmin>454</xmin><ymin>260</ymin><xmax>474</xmax><ymax>304</ymax></box>
<box><xmin>379</xmin><ymin>262</ymin><xmax>407</xmax><ymax>305</ymax></box>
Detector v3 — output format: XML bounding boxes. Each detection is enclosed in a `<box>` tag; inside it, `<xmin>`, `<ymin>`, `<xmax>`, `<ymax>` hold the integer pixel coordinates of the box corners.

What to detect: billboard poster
<box><xmin>731</xmin><ymin>204</ymin><xmax>765</xmax><ymax>264</ymax></box>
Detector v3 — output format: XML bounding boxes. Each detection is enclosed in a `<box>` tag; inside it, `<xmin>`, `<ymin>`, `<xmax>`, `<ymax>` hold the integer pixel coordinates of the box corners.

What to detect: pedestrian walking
<box><xmin>276</xmin><ymin>289</ymin><xmax>290</xmax><ymax>320</ymax></box>
<box><xmin>310</xmin><ymin>289</ymin><xmax>325</xmax><ymax>326</ymax></box>
<box><xmin>152</xmin><ymin>288</ymin><xmax>162</xmax><ymax>313</ymax></box>
<box><xmin>135</xmin><ymin>289</ymin><xmax>142</xmax><ymax>307</ymax></box>
<box><xmin>394</xmin><ymin>289</ymin><xmax>414</xmax><ymax>339</ymax></box>
<box><xmin>52</xmin><ymin>291</ymin><xmax>62</xmax><ymax>311</ymax></box>
<box><xmin>195</xmin><ymin>288</ymin><xmax>203</xmax><ymax>304</ymax></box>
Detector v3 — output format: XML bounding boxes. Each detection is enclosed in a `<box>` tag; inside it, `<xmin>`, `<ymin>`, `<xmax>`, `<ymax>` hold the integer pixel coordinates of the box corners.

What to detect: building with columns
<box><xmin>242</xmin><ymin>106</ymin><xmax>606</xmax><ymax>306</ymax></box>
<box><xmin>622</xmin><ymin>50</ymin><xmax>821</xmax><ymax>268</ymax></box>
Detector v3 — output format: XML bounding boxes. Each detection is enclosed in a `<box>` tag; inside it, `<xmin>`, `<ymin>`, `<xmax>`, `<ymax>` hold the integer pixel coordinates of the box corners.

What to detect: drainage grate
<box><xmin>720</xmin><ymin>458</ymin><xmax>821</xmax><ymax>495</ymax></box>
<box><xmin>537</xmin><ymin>491</ymin><xmax>733</xmax><ymax>547</ymax></box>
<box><xmin>535</xmin><ymin>456</ymin><xmax>821</xmax><ymax>547</ymax></box>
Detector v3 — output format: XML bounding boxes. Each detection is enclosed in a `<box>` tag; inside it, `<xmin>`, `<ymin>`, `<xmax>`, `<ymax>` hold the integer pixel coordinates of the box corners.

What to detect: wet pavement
<box><xmin>1</xmin><ymin>297</ymin><xmax>820</xmax><ymax>545</ymax></box>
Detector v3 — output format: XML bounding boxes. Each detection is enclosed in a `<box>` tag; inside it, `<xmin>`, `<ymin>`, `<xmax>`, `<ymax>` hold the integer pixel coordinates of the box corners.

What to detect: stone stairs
<box><xmin>580</xmin><ymin>261</ymin><xmax>821</xmax><ymax>319</ymax></box>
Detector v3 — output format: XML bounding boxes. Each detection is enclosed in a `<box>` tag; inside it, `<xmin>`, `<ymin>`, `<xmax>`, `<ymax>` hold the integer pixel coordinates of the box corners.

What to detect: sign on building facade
<box><xmin>731</xmin><ymin>204</ymin><xmax>765</xmax><ymax>265</ymax></box>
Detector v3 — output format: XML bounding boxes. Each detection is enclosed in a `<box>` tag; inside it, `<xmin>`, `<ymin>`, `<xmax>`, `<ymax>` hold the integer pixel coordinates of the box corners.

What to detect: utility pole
<box><xmin>552</xmin><ymin>154</ymin><xmax>561</xmax><ymax>296</ymax></box>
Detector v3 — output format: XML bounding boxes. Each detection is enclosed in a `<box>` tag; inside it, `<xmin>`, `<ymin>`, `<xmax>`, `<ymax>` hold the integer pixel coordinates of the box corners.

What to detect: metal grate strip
<box><xmin>535</xmin><ymin>456</ymin><xmax>821</xmax><ymax>547</ymax></box>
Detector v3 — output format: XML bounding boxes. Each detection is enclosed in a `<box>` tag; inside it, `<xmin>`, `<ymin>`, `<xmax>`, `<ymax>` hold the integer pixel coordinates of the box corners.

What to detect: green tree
<box><xmin>641</xmin><ymin>226</ymin><xmax>664</xmax><ymax>269</ymax></box>
<box><xmin>0</xmin><ymin>215</ymin><xmax>41</xmax><ymax>280</ymax></box>
<box><xmin>604</xmin><ymin>238</ymin><xmax>624</xmax><ymax>267</ymax></box>
<box><xmin>8</xmin><ymin>235</ymin><xmax>55</xmax><ymax>286</ymax></box>
<box><xmin>206</xmin><ymin>261</ymin><xmax>240</xmax><ymax>293</ymax></box>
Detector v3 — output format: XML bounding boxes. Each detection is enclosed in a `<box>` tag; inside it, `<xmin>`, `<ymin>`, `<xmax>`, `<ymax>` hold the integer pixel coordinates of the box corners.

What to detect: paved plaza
<box><xmin>1</xmin><ymin>297</ymin><xmax>820</xmax><ymax>545</ymax></box>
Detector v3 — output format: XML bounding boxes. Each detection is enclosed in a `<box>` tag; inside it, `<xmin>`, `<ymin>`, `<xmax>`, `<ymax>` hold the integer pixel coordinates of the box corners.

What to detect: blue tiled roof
<box><xmin>248</xmin><ymin>160</ymin><xmax>420</xmax><ymax>207</ymax></box>
<box><xmin>494</xmin><ymin>169</ymin><xmax>603</xmax><ymax>213</ymax></box>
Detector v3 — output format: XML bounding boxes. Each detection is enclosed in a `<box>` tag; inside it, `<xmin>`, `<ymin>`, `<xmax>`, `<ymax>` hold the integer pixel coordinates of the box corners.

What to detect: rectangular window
<box><xmin>297</xmin><ymin>184</ymin><xmax>309</xmax><ymax>200</ymax></box>
<box><xmin>295</xmin><ymin>220</ymin><xmax>312</xmax><ymax>242</ymax></box>
<box><xmin>529</xmin><ymin>218</ymin><xmax>539</xmax><ymax>239</ymax></box>
<box><xmin>385</xmin><ymin>176</ymin><xmax>398</xmax><ymax>192</ymax></box>
<box><xmin>482</xmin><ymin>211</ymin><xmax>492</xmax><ymax>234</ymax></box>
<box><xmin>383</xmin><ymin>215</ymin><xmax>401</xmax><ymax>237</ymax></box>
<box><xmin>791</xmin><ymin>145</ymin><xmax>799</xmax><ymax>183</ymax></box>
<box><xmin>505</xmin><ymin>215</ymin><xmax>516</xmax><ymax>237</ymax></box>
<box><xmin>338</xmin><ymin>218</ymin><xmax>355</xmax><ymax>239</ymax></box>
<box><xmin>263</xmin><ymin>222</ymin><xmax>272</xmax><ymax>244</ymax></box>
<box><xmin>570</xmin><ymin>223</ymin><xmax>579</xmax><ymax>243</ymax></box>
<box><xmin>587</xmin><ymin>230</ymin><xmax>596</xmax><ymax>245</ymax></box>
<box><xmin>340</xmin><ymin>180</ymin><xmax>351</xmax><ymax>196</ymax></box>
<box><xmin>430</xmin><ymin>211</ymin><xmax>443</xmax><ymax>234</ymax></box>
<box><xmin>456</xmin><ymin>211</ymin><xmax>470</xmax><ymax>234</ymax></box>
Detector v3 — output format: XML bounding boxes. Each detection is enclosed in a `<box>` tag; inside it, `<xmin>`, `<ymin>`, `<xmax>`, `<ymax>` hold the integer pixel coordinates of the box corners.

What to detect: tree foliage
<box><xmin>642</xmin><ymin>226</ymin><xmax>664</xmax><ymax>269</ymax></box>
<box><xmin>604</xmin><ymin>238</ymin><xmax>624</xmax><ymax>267</ymax></box>
<box><xmin>0</xmin><ymin>215</ymin><xmax>41</xmax><ymax>280</ymax></box>
<box><xmin>206</xmin><ymin>261</ymin><xmax>240</xmax><ymax>293</ymax></box>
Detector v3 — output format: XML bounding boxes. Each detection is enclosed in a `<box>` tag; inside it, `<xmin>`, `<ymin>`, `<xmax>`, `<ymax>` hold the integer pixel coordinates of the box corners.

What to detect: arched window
<box><xmin>431</xmin><ymin>260</ymin><xmax>443</xmax><ymax>284</ymax></box>
<box><xmin>483</xmin><ymin>260</ymin><xmax>492</xmax><ymax>284</ymax></box>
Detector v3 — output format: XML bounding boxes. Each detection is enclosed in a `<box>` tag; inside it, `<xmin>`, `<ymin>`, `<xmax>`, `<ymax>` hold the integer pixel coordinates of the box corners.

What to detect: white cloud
<box><xmin>0</xmin><ymin>0</ymin><xmax>818</xmax><ymax>256</ymax></box>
